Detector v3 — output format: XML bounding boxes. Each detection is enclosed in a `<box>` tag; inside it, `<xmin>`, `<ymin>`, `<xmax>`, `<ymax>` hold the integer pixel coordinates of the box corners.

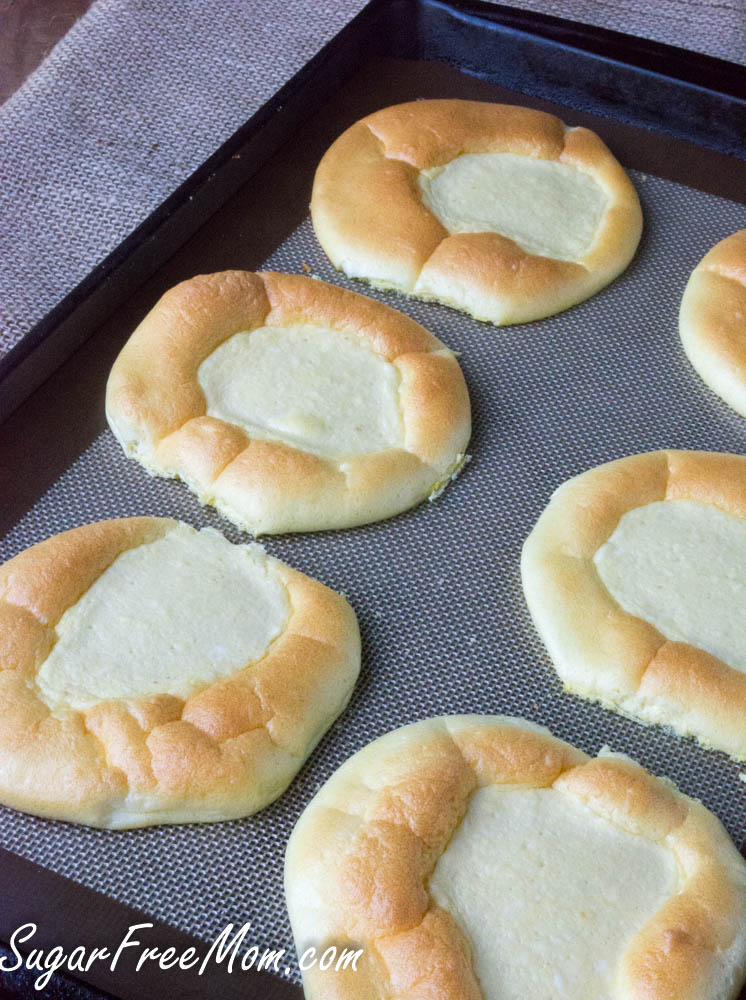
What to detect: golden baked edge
<box><xmin>105</xmin><ymin>271</ymin><xmax>471</xmax><ymax>534</ymax></box>
<box><xmin>311</xmin><ymin>99</ymin><xmax>642</xmax><ymax>325</ymax></box>
<box><xmin>284</xmin><ymin>715</ymin><xmax>746</xmax><ymax>1000</ymax></box>
<box><xmin>0</xmin><ymin>517</ymin><xmax>361</xmax><ymax>828</ymax></box>
<box><xmin>680</xmin><ymin>229</ymin><xmax>746</xmax><ymax>418</ymax></box>
<box><xmin>521</xmin><ymin>449</ymin><xmax>746</xmax><ymax>759</ymax></box>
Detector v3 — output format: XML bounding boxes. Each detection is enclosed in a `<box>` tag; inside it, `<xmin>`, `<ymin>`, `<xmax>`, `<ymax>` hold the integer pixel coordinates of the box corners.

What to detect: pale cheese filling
<box><xmin>418</xmin><ymin>152</ymin><xmax>607</xmax><ymax>261</ymax></box>
<box><xmin>594</xmin><ymin>499</ymin><xmax>746</xmax><ymax>674</ymax></box>
<box><xmin>429</xmin><ymin>786</ymin><xmax>676</xmax><ymax>1000</ymax></box>
<box><xmin>37</xmin><ymin>524</ymin><xmax>290</xmax><ymax>711</ymax></box>
<box><xmin>197</xmin><ymin>324</ymin><xmax>404</xmax><ymax>459</ymax></box>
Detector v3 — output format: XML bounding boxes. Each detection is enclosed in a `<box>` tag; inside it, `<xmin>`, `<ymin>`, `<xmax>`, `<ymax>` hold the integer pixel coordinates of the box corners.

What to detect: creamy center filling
<box><xmin>594</xmin><ymin>499</ymin><xmax>746</xmax><ymax>673</ymax></box>
<box><xmin>37</xmin><ymin>525</ymin><xmax>290</xmax><ymax>710</ymax></box>
<box><xmin>418</xmin><ymin>152</ymin><xmax>607</xmax><ymax>261</ymax></box>
<box><xmin>429</xmin><ymin>786</ymin><xmax>675</xmax><ymax>1000</ymax></box>
<box><xmin>197</xmin><ymin>324</ymin><xmax>404</xmax><ymax>458</ymax></box>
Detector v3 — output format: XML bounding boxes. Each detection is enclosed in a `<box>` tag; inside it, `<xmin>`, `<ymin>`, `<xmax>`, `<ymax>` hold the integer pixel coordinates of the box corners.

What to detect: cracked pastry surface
<box><xmin>0</xmin><ymin>517</ymin><xmax>360</xmax><ymax>828</ymax></box>
<box><xmin>105</xmin><ymin>271</ymin><xmax>471</xmax><ymax>534</ymax></box>
<box><xmin>311</xmin><ymin>99</ymin><xmax>642</xmax><ymax>325</ymax></box>
<box><xmin>521</xmin><ymin>450</ymin><xmax>746</xmax><ymax>759</ymax></box>
<box><xmin>680</xmin><ymin>229</ymin><xmax>746</xmax><ymax>417</ymax></box>
<box><xmin>284</xmin><ymin>715</ymin><xmax>746</xmax><ymax>1000</ymax></box>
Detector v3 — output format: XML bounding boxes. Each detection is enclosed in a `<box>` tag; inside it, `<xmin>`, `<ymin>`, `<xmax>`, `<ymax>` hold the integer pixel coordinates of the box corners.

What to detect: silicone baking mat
<box><xmin>1</xmin><ymin>100</ymin><xmax>745</xmax><ymax>986</ymax></box>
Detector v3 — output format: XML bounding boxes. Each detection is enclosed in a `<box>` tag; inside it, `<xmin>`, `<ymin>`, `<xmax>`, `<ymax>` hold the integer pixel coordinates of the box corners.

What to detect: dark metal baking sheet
<box><xmin>2</xmin><ymin>4</ymin><xmax>746</xmax><ymax>1000</ymax></box>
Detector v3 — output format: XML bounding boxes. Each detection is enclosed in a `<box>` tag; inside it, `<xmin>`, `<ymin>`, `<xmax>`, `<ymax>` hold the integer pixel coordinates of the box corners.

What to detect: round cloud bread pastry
<box><xmin>0</xmin><ymin>518</ymin><xmax>360</xmax><ymax>828</ymax></box>
<box><xmin>311</xmin><ymin>100</ymin><xmax>642</xmax><ymax>325</ymax></box>
<box><xmin>680</xmin><ymin>230</ymin><xmax>746</xmax><ymax>417</ymax></box>
<box><xmin>284</xmin><ymin>715</ymin><xmax>746</xmax><ymax>1000</ymax></box>
<box><xmin>522</xmin><ymin>450</ymin><xmax>746</xmax><ymax>760</ymax></box>
<box><xmin>105</xmin><ymin>271</ymin><xmax>471</xmax><ymax>535</ymax></box>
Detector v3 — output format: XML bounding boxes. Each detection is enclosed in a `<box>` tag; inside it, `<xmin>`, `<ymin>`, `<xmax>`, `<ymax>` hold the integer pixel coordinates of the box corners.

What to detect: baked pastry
<box><xmin>0</xmin><ymin>517</ymin><xmax>360</xmax><ymax>828</ymax></box>
<box><xmin>522</xmin><ymin>449</ymin><xmax>746</xmax><ymax>759</ymax></box>
<box><xmin>311</xmin><ymin>99</ymin><xmax>642</xmax><ymax>324</ymax></box>
<box><xmin>106</xmin><ymin>271</ymin><xmax>471</xmax><ymax>534</ymax></box>
<box><xmin>285</xmin><ymin>715</ymin><xmax>746</xmax><ymax>1000</ymax></box>
<box><xmin>680</xmin><ymin>229</ymin><xmax>746</xmax><ymax>416</ymax></box>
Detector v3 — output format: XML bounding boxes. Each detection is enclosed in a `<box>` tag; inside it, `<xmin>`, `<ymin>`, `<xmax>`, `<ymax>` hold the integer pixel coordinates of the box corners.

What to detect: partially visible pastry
<box><xmin>522</xmin><ymin>449</ymin><xmax>746</xmax><ymax>758</ymax></box>
<box><xmin>311</xmin><ymin>100</ymin><xmax>642</xmax><ymax>324</ymax></box>
<box><xmin>106</xmin><ymin>271</ymin><xmax>471</xmax><ymax>534</ymax></box>
<box><xmin>285</xmin><ymin>715</ymin><xmax>746</xmax><ymax>1000</ymax></box>
<box><xmin>680</xmin><ymin>230</ymin><xmax>746</xmax><ymax>416</ymax></box>
<box><xmin>0</xmin><ymin>518</ymin><xmax>360</xmax><ymax>827</ymax></box>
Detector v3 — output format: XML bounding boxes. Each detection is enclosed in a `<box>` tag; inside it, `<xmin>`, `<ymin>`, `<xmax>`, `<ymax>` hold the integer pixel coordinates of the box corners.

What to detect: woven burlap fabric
<box><xmin>0</xmin><ymin>0</ymin><xmax>741</xmax><ymax>357</ymax></box>
<box><xmin>506</xmin><ymin>0</ymin><xmax>744</xmax><ymax>59</ymax></box>
<box><xmin>1</xmin><ymin>171</ymin><xmax>745</xmax><ymax>979</ymax></box>
<box><xmin>0</xmin><ymin>0</ymin><xmax>369</xmax><ymax>352</ymax></box>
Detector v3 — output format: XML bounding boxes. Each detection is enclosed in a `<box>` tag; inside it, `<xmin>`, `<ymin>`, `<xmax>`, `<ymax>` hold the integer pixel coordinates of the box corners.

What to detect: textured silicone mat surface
<box><xmin>1</xmin><ymin>171</ymin><xmax>746</xmax><ymax>980</ymax></box>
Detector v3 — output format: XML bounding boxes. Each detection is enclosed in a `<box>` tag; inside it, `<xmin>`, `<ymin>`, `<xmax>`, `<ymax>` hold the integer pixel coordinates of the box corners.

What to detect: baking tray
<box><xmin>2</xmin><ymin>2</ymin><xmax>746</xmax><ymax>998</ymax></box>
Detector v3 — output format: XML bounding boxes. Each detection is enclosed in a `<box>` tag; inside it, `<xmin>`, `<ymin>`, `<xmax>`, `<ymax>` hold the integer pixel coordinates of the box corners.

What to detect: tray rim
<box><xmin>431</xmin><ymin>0</ymin><xmax>746</xmax><ymax>97</ymax></box>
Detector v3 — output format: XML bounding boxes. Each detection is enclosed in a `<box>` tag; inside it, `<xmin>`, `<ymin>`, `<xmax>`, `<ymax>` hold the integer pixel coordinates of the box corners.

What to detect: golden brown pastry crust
<box><xmin>0</xmin><ymin>517</ymin><xmax>360</xmax><ymax>828</ymax></box>
<box><xmin>680</xmin><ymin>230</ymin><xmax>746</xmax><ymax>417</ymax></box>
<box><xmin>521</xmin><ymin>450</ymin><xmax>746</xmax><ymax>759</ymax></box>
<box><xmin>284</xmin><ymin>715</ymin><xmax>746</xmax><ymax>1000</ymax></box>
<box><xmin>105</xmin><ymin>271</ymin><xmax>471</xmax><ymax>534</ymax></box>
<box><xmin>311</xmin><ymin>100</ymin><xmax>642</xmax><ymax>324</ymax></box>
